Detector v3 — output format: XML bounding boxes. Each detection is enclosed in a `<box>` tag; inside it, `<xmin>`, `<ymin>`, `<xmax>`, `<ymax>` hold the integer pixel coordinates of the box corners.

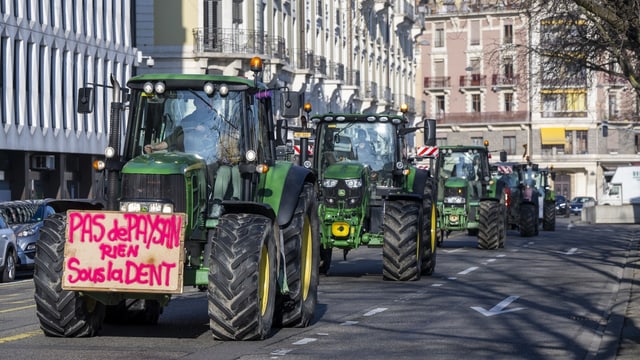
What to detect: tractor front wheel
<box><xmin>208</xmin><ymin>213</ymin><xmax>277</xmax><ymax>340</ymax></box>
<box><xmin>33</xmin><ymin>213</ymin><xmax>105</xmax><ymax>337</ymax></box>
<box><xmin>383</xmin><ymin>200</ymin><xmax>421</xmax><ymax>281</ymax></box>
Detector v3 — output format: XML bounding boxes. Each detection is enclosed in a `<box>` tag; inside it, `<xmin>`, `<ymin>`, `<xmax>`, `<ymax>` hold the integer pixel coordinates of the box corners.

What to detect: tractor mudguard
<box><xmin>221</xmin><ymin>202</ymin><xmax>277</xmax><ymax>223</ymax></box>
<box><xmin>276</xmin><ymin>166</ymin><xmax>315</xmax><ymax>227</ymax></box>
<box><xmin>259</xmin><ymin>161</ymin><xmax>315</xmax><ymax>227</ymax></box>
<box><xmin>410</xmin><ymin>168</ymin><xmax>429</xmax><ymax>195</ymax></box>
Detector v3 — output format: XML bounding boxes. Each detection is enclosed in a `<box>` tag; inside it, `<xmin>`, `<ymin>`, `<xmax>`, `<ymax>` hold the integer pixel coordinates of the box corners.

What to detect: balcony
<box><xmin>491</xmin><ymin>74</ymin><xmax>519</xmax><ymax>88</ymax></box>
<box><xmin>328</xmin><ymin>61</ymin><xmax>345</xmax><ymax>81</ymax></box>
<box><xmin>423</xmin><ymin>76</ymin><xmax>451</xmax><ymax>91</ymax></box>
<box><xmin>193</xmin><ymin>27</ymin><xmax>285</xmax><ymax>61</ymax></box>
<box><xmin>288</xmin><ymin>48</ymin><xmax>315</xmax><ymax>70</ymax></box>
<box><xmin>437</xmin><ymin>111</ymin><xmax>528</xmax><ymax>125</ymax></box>
<box><xmin>459</xmin><ymin>74</ymin><xmax>487</xmax><ymax>87</ymax></box>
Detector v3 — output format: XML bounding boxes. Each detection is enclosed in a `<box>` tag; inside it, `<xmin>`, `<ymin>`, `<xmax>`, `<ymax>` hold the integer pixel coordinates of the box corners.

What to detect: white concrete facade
<box><xmin>0</xmin><ymin>0</ymin><xmax>138</xmax><ymax>200</ymax></box>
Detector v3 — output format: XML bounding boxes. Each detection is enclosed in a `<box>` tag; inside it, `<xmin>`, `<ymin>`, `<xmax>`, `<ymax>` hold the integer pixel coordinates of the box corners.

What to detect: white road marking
<box><xmin>340</xmin><ymin>320</ymin><xmax>358</xmax><ymax>326</ymax></box>
<box><xmin>292</xmin><ymin>338</ymin><xmax>317</xmax><ymax>345</ymax></box>
<box><xmin>471</xmin><ymin>295</ymin><xmax>525</xmax><ymax>317</ymax></box>
<box><xmin>363</xmin><ymin>307</ymin><xmax>388</xmax><ymax>316</ymax></box>
<box><xmin>458</xmin><ymin>266</ymin><xmax>479</xmax><ymax>275</ymax></box>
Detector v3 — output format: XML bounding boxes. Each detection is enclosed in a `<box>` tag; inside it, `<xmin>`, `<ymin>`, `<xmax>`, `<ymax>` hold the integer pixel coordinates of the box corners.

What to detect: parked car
<box><xmin>10</xmin><ymin>201</ymin><xmax>56</xmax><ymax>270</ymax></box>
<box><xmin>569</xmin><ymin>196</ymin><xmax>596</xmax><ymax>216</ymax></box>
<box><xmin>0</xmin><ymin>213</ymin><xmax>17</xmax><ymax>282</ymax></box>
<box><xmin>555</xmin><ymin>195</ymin><xmax>569</xmax><ymax>217</ymax></box>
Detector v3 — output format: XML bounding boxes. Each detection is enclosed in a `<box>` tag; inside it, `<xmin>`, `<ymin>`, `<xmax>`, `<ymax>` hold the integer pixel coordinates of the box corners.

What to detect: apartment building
<box><xmin>417</xmin><ymin>0</ymin><xmax>640</xmax><ymax>201</ymax></box>
<box><xmin>135</xmin><ymin>0</ymin><xmax>422</xmax><ymax>131</ymax></box>
<box><xmin>0</xmin><ymin>1</ymin><xmax>138</xmax><ymax>201</ymax></box>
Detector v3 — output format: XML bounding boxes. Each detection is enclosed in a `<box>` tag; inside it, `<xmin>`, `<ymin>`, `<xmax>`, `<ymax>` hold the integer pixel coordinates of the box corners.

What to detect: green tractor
<box><xmin>532</xmin><ymin>164</ymin><xmax>557</xmax><ymax>231</ymax></box>
<box><xmin>492</xmin><ymin>158</ymin><xmax>541</xmax><ymax>237</ymax></box>
<box><xmin>436</xmin><ymin>142</ymin><xmax>508</xmax><ymax>250</ymax></box>
<box><xmin>32</xmin><ymin>57</ymin><xmax>320</xmax><ymax>340</ymax></box>
<box><xmin>299</xmin><ymin>109</ymin><xmax>438</xmax><ymax>281</ymax></box>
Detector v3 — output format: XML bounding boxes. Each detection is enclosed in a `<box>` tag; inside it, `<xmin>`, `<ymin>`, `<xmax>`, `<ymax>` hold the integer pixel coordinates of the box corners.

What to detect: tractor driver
<box><xmin>354</xmin><ymin>128</ymin><xmax>377</xmax><ymax>167</ymax></box>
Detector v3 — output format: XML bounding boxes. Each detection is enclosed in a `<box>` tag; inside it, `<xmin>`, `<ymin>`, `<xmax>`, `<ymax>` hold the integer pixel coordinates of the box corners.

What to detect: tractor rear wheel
<box><xmin>275</xmin><ymin>183</ymin><xmax>320</xmax><ymax>328</ymax></box>
<box><xmin>208</xmin><ymin>213</ymin><xmax>277</xmax><ymax>340</ymax></box>
<box><xmin>383</xmin><ymin>200</ymin><xmax>421</xmax><ymax>281</ymax></box>
<box><xmin>421</xmin><ymin>202</ymin><xmax>437</xmax><ymax>276</ymax></box>
<box><xmin>519</xmin><ymin>203</ymin><xmax>538</xmax><ymax>237</ymax></box>
<box><xmin>33</xmin><ymin>213</ymin><xmax>105</xmax><ymax>337</ymax></box>
<box><xmin>478</xmin><ymin>201</ymin><xmax>500</xmax><ymax>250</ymax></box>
<box><xmin>542</xmin><ymin>201</ymin><xmax>556</xmax><ymax>231</ymax></box>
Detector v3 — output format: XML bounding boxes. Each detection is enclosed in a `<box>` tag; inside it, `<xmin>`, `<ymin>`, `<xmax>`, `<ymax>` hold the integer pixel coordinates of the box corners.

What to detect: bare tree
<box><xmin>518</xmin><ymin>0</ymin><xmax>640</xmax><ymax>93</ymax></box>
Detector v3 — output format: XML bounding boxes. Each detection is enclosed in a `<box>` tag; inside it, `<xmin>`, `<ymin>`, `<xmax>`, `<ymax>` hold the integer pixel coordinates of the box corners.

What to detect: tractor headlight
<box><xmin>344</xmin><ymin>179</ymin><xmax>362</xmax><ymax>188</ymax></box>
<box><xmin>323</xmin><ymin>179</ymin><xmax>338</xmax><ymax>188</ymax></box>
<box><xmin>120</xmin><ymin>201</ymin><xmax>174</xmax><ymax>213</ymax></box>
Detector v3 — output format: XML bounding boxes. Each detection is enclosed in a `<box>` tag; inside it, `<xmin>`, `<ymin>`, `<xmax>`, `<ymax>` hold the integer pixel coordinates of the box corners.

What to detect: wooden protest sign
<box><xmin>62</xmin><ymin>210</ymin><xmax>186</xmax><ymax>294</ymax></box>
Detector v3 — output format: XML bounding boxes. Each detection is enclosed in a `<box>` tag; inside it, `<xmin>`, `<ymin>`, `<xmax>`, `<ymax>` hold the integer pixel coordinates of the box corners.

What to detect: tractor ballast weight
<box><xmin>436</xmin><ymin>142</ymin><xmax>508</xmax><ymax>250</ymax></box>
<box><xmin>32</xmin><ymin>58</ymin><xmax>320</xmax><ymax>341</ymax></box>
<box><xmin>293</xmin><ymin>112</ymin><xmax>438</xmax><ymax>281</ymax></box>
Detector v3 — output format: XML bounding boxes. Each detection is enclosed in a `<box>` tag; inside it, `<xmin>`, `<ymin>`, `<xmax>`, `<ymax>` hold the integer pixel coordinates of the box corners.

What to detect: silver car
<box><xmin>0</xmin><ymin>214</ymin><xmax>17</xmax><ymax>282</ymax></box>
<box><xmin>11</xmin><ymin>201</ymin><xmax>56</xmax><ymax>270</ymax></box>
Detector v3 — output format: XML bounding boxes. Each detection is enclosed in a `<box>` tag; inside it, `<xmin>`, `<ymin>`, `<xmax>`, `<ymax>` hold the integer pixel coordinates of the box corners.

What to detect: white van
<box><xmin>600</xmin><ymin>166</ymin><xmax>640</xmax><ymax>205</ymax></box>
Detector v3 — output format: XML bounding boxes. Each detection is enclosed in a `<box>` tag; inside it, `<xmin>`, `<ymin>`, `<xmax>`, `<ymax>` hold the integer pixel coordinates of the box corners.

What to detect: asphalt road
<box><xmin>0</xmin><ymin>216</ymin><xmax>637</xmax><ymax>360</ymax></box>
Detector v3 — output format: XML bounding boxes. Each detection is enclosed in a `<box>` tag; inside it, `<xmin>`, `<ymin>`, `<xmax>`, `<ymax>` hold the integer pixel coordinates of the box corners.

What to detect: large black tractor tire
<box><xmin>105</xmin><ymin>299</ymin><xmax>162</xmax><ymax>325</ymax></box>
<box><xmin>383</xmin><ymin>200</ymin><xmax>422</xmax><ymax>281</ymax></box>
<box><xmin>519</xmin><ymin>203</ymin><xmax>538</xmax><ymax>237</ymax></box>
<box><xmin>421</xmin><ymin>201</ymin><xmax>437</xmax><ymax>276</ymax></box>
<box><xmin>33</xmin><ymin>213</ymin><xmax>105</xmax><ymax>337</ymax></box>
<box><xmin>542</xmin><ymin>201</ymin><xmax>556</xmax><ymax>231</ymax></box>
<box><xmin>477</xmin><ymin>201</ymin><xmax>501</xmax><ymax>250</ymax></box>
<box><xmin>208</xmin><ymin>213</ymin><xmax>277</xmax><ymax>340</ymax></box>
<box><xmin>274</xmin><ymin>183</ymin><xmax>320</xmax><ymax>328</ymax></box>
<box><xmin>1</xmin><ymin>248</ymin><xmax>16</xmax><ymax>282</ymax></box>
<box><xmin>498</xmin><ymin>203</ymin><xmax>508</xmax><ymax>248</ymax></box>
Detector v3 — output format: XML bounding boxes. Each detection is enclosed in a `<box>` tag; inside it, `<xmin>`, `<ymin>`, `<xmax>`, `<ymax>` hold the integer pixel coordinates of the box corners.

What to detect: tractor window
<box><xmin>316</xmin><ymin>122</ymin><xmax>395</xmax><ymax>171</ymax></box>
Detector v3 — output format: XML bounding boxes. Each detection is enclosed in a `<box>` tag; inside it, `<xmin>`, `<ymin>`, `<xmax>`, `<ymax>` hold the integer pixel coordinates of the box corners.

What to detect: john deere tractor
<box><xmin>32</xmin><ymin>57</ymin><xmax>320</xmax><ymax>341</ymax></box>
<box><xmin>436</xmin><ymin>142</ymin><xmax>508</xmax><ymax>249</ymax></box>
<box><xmin>302</xmin><ymin>110</ymin><xmax>438</xmax><ymax>281</ymax></box>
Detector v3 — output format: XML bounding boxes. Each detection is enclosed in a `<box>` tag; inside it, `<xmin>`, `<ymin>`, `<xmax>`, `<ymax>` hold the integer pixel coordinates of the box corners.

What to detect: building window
<box><xmin>435</xmin><ymin>23</ymin><xmax>444</xmax><ymax>48</ymax></box>
<box><xmin>504</xmin><ymin>93</ymin><xmax>513</xmax><ymax>112</ymax></box>
<box><xmin>504</xmin><ymin>56</ymin><xmax>514</xmax><ymax>79</ymax></box>
<box><xmin>635</xmin><ymin>134</ymin><xmax>640</xmax><ymax>153</ymax></box>
<box><xmin>608</xmin><ymin>93</ymin><xmax>618</xmax><ymax>119</ymax></box>
<box><xmin>504</xmin><ymin>24</ymin><xmax>513</xmax><ymax>44</ymax></box>
<box><xmin>503</xmin><ymin>136</ymin><xmax>516</xmax><ymax>155</ymax></box>
<box><xmin>470</xmin><ymin>20</ymin><xmax>480</xmax><ymax>45</ymax></box>
<box><xmin>436</xmin><ymin>95</ymin><xmax>445</xmax><ymax>116</ymax></box>
<box><xmin>541</xmin><ymin>90</ymin><xmax>587</xmax><ymax>117</ymax></box>
<box><xmin>576</xmin><ymin>130</ymin><xmax>588</xmax><ymax>154</ymax></box>
<box><xmin>232</xmin><ymin>0</ymin><xmax>243</xmax><ymax>24</ymax></box>
<box><xmin>437</xmin><ymin>137</ymin><xmax>447</xmax><ymax>146</ymax></box>
<box><xmin>471</xmin><ymin>137</ymin><xmax>483</xmax><ymax>146</ymax></box>
<box><xmin>472</xmin><ymin>94</ymin><xmax>481</xmax><ymax>112</ymax></box>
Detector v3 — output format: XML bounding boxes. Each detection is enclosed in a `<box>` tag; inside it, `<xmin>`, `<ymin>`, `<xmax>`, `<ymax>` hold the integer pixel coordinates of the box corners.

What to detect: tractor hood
<box><xmin>445</xmin><ymin>176</ymin><xmax>469</xmax><ymax>188</ymax></box>
<box><xmin>123</xmin><ymin>152</ymin><xmax>206</xmax><ymax>175</ymax></box>
<box><xmin>323</xmin><ymin>162</ymin><xmax>366</xmax><ymax>179</ymax></box>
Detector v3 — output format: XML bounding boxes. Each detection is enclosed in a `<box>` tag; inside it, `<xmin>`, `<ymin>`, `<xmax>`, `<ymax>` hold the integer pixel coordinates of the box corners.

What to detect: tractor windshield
<box><xmin>316</xmin><ymin>122</ymin><xmax>395</xmax><ymax>172</ymax></box>
<box><xmin>439</xmin><ymin>150</ymin><xmax>483</xmax><ymax>181</ymax></box>
<box><xmin>125</xmin><ymin>89</ymin><xmax>246</xmax><ymax>164</ymax></box>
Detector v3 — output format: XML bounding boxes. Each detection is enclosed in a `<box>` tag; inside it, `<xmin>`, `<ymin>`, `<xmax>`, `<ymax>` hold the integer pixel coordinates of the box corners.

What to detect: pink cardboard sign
<box><xmin>62</xmin><ymin>210</ymin><xmax>186</xmax><ymax>294</ymax></box>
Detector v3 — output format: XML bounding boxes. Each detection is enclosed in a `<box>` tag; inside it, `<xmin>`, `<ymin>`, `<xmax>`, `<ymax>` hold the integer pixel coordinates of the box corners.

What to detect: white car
<box><xmin>0</xmin><ymin>214</ymin><xmax>17</xmax><ymax>282</ymax></box>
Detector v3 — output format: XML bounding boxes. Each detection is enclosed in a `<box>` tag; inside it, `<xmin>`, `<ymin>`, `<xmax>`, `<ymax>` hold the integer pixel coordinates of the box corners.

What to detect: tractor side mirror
<box><xmin>275</xmin><ymin>119</ymin><xmax>289</xmax><ymax>146</ymax></box>
<box><xmin>499</xmin><ymin>151</ymin><xmax>507</xmax><ymax>162</ymax></box>
<box><xmin>423</xmin><ymin>118</ymin><xmax>436</xmax><ymax>146</ymax></box>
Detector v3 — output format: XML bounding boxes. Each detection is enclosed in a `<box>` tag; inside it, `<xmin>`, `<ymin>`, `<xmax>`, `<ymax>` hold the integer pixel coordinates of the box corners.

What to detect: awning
<box><xmin>540</xmin><ymin>128</ymin><xmax>566</xmax><ymax>145</ymax></box>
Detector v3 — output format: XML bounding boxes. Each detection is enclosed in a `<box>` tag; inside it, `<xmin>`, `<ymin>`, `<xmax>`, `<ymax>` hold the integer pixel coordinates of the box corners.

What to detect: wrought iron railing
<box><xmin>193</xmin><ymin>27</ymin><xmax>285</xmax><ymax>60</ymax></box>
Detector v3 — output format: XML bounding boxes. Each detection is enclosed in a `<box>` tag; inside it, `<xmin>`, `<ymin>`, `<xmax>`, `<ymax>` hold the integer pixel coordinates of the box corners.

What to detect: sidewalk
<box><xmin>614</xmin><ymin>232</ymin><xmax>640</xmax><ymax>360</ymax></box>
